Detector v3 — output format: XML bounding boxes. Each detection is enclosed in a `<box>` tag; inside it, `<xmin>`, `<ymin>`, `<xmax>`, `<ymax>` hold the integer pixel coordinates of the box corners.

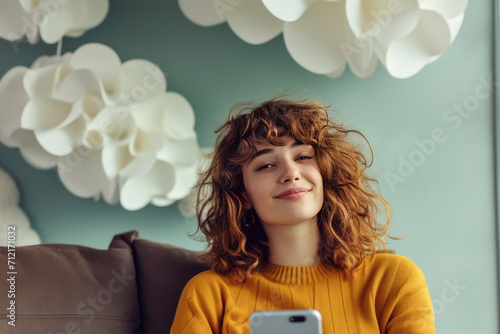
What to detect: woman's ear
<box><xmin>241</xmin><ymin>192</ymin><xmax>252</xmax><ymax>210</ymax></box>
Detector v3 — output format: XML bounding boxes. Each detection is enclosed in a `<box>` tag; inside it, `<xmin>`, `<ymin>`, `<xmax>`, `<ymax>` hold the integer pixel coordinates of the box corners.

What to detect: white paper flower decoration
<box><xmin>179</xmin><ymin>0</ymin><xmax>468</xmax><ymax>78</ymax></box>
<box><xmin>0</xmin><ymin>43</ymin><xmax>200</xmax><ymax>211</ymax></box>
<box><xmin>0</xmin><ymin>167</ymin><xmax>41</xmax><ymax>246</ymax></box>
<box><xmin>0</xmin><ymin>0</ymin><xmax>109</xmax><ymax>44</ymax></box>
<box><xmin>177</xmin><ymin>147</ymin><xmax>213</xmax><ymax>218</ymax></box>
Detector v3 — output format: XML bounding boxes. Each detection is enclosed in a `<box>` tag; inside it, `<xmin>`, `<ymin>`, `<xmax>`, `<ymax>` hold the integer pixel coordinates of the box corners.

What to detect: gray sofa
<box><xmin>0</xmin><ymin>230</ymin><xmax>209</xmax><ymax>333</ymax></box>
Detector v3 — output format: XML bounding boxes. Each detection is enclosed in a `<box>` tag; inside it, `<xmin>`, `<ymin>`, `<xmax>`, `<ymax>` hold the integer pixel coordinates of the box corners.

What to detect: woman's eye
<box><xmin>257</xmin><ymin>164</ymin><xmax>273</xmax><ymax>171</ymax></box>
<box><xmin>297</xmin><ymin>156</ymin><xmax>313</xmax><ymax>161</ymax></box>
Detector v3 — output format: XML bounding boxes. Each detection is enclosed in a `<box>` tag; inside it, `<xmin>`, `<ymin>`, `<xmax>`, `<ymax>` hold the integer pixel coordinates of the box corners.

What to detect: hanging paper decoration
<box><xmin>0</xmin><ymin>43</ymin><xmax>200</xmax><ymax>211</ymax></box>
<box><xmin>177</xmin><ymin>147</ymin><xmax>213</xmax><ymax>218</ymax></box>
<box><xmin>178</xmin><ymin>0</ymin><xmax>468</xmax><ymax>79</ymax></box>
<box><xmin>0</xmin><ymin>167</ymin><xmax>41</xmax><ymax>246</ymax></box>
<box><xmin>0</xmin><ymin>0</ymin><xmax>109</xmax><ymax>44</ymax></box>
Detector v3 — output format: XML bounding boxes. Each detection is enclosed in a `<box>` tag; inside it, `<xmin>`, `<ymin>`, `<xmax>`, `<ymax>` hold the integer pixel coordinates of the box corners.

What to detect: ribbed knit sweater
<box><xmin>170</xmin><ymin>253</ymin><xmax>436</xmax><ymax>334</ymax></box>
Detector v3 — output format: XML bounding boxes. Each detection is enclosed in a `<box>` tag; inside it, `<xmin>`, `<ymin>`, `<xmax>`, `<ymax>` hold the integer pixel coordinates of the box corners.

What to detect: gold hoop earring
<box><xmin>245</xmin><ymin>211</ymin><xmax>256</xmax><ymax>227</ymax></box>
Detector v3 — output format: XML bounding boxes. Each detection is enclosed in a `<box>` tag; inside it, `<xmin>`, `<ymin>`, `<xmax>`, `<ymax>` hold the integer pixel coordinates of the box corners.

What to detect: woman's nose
<box><xmin>280</xmin><ymin>162</ymin><xmax>301</xmax><ymax>183</ymax></box>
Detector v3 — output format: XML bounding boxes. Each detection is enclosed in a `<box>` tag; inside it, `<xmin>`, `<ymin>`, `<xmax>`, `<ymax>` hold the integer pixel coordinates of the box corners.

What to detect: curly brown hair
<box><xmin>196</xmin><ymin>98</ymin><xmax>392</xmax><ymax>282</ymax></box>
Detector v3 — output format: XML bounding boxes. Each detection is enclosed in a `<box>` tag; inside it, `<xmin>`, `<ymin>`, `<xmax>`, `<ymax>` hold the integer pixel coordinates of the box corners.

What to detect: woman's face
<box><xmin>241</xmin><ymin>136</ymin><xmax>324</xmax><ymax>227</ymax></box>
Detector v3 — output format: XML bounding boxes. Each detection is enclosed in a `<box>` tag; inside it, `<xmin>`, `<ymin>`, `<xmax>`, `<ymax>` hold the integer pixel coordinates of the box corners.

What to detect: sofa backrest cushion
<box><xmin>0</xmin><ymin>231</ymin><xmax>141</xmax><ymax>333</ymax></box>
<box><xmin>126</xmin><ymin>231</ymin><xmax>210</xmax><ymax>333</ymax></box>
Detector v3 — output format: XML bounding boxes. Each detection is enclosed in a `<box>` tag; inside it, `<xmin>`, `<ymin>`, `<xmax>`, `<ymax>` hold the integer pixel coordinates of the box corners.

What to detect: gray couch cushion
<box><xmin>127</xmin><ymin>231</ymin><xmax>210</xmax><ymax>333</ymax></box>
<box><xmin>0</xmin><ymin>231</ymin><xmax>141</xmax><ymax>333</ymax></box>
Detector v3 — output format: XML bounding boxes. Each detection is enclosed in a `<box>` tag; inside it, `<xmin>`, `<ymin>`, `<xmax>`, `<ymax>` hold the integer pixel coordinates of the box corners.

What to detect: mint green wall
<box><xmin>0</xmin><ymin>1</ymin><xmax>497</xmax><ymax>333</ymax></box>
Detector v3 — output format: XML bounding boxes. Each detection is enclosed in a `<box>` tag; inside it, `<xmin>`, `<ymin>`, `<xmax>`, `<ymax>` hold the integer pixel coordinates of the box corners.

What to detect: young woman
<box><xmin>170</xmin><ymin>98</ymin><xmax>436</xmax><ymax>333</ymax></box>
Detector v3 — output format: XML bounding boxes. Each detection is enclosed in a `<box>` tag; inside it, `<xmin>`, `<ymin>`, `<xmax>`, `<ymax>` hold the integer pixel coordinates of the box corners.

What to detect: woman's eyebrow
<box><xmin>249</xmin><ymin>148</ymin><xmax>273</xmax><ymax>162</ymax></box>
<box><xmin>249</xmin><ymin>141</ymin><xmax>303</xmax><ymax>162</ymax></box>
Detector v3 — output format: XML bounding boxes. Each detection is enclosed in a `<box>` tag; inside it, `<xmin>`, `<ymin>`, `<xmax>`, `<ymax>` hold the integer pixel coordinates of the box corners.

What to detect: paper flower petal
<box><xmin>157</xmin><ymin>137</ymin><xmax>199</xmax><ymax>167</ymax></box>
<box><xmin>0</xmin><ymin>67</ymin><xmax>29</xmax><ymax>146</ymax></box>
<box><xmin>0</xmin><ymin>206</ymin><xmax>41</xmax><ymax>246</ymax></box>
<box><xmin>162</xmin><ymin>92</ymin><xmax>196</xmax><ymax>140</ymax></box>
<box><xmin>0</xmin><ymin>167</ymin><xmax>41</xmax><ymax>246</ymax></box>
<box><xmin>39</xmin><ymin>0</ymin><xmax>109</xmax><ymax>44</ymax></box>
<box><xmin>151</xmin><ymin>197</ymin><xmax>176</xmax><ymax>207</ymax></box>
<box><xmin>385</xmin><ymin>10</ymin><xmax>451</xmax><ymax>78</ymax></box>
<box><xmin>177</xmin><ymin>147</ymin><xmax>214</xmax><ymax>218</ymax></box>
<box><xmin>284</xmin><ymin>1</ymin><xmax>351</xmax><ymax>75</ymax></box>
<box><xmin>84</xmin><ymin>105</ymin><xmax>136</xmax><ymax>147</ymax></box>
<box><xmin>19</xmin><ymin>0</ymin><xmax>37</xmax><ymax>12</ymax></box>
<box><xmin>64</xmin><ymin>29</ymin><xmax>87</xmax><ymax>39</ymax></box>
<box><xmin>68</xmin><ymin>0</ymin><xmax>109</xmax><ymax>32</ymax></box>
<box><xmin>0</xmin><ymin>0</ymin><xmax>108</xmax><ymax>45</ymax></box>
<box><xmin>24</xmin><ymin>65</ymin><xmax>65</xmax><ymax>98</ymax></box>
<box><xmin>165</xmin><ymin>165</ymin><xmax>198</xmax><ymax>200</ymax></box>
<box><xmin>0</xmin><ymin>167</ymin><xmax>20</xmax><ymax>206</ymax></box>
<box><xmin>120</xmin><ymin>161</ymin><xmax>176</xmax><ymax>211</ymax></box>
<box><xmin>12</xmin><ymin>130</ymin><xmax>58</xmax><ymax>169</ymax></box>
<box><xmin>78</xmin><ymin>97</ymin><xmax>107</xmax><ymax>149</ymax></box>
<box><xmin>446</xmin><ymin>13</ymin><xmax>465</xmax><ymax>43</ymax></box>
<box><xmin>51</xmin><ymin>69</ymin><xmax>102</xmax><ymax>102</ymax></box>
<box><xmin>101</xmin><ymin>141</ymin><xmax>132</xmax><ymax>178</ymax></box>
<box><xmin>0</xmin><ymin>0</ymin><xmax>32</xmax><ymax>42</ymax></box>
<box><xmin>131</xmin><ymin>93</ymin><xmax>169</xmax><ymax>133</ymax></box>
<box><xmin>419</xmin><ymin>0</ymin><xmax>468</xmax><ymax>19</ymax></box>
<box><xmin>39</xmin><ymin>2</ymin><xmax>84</xmax><ymax>44</ymax></box>
<box><xmin>74</xmin><ymin>95</ymin><xmax>104</xmax><ymax>120</ymax></box>
<box><xmin>178</xmin><ymin>0</ymin><xmax>227</xmax><ymax>26</ymax></box>
<box><xmin>58</xmin><ymin>100</ymin><xmax>88</xmax><ymax>129</ymax></box>
<box><xmin>262</xmin><ymin>0</ymin><xmax>314</xmax><ymax>22</ymax></box>
<box><xmin>325</xmin><ymin>63</ymin><xmax>347</xmax><ymax>79</ymax></box>
<box><xmin>70</xmin><ymin>43</ymin><xmax>123</xmax><ymax>102</ymax></box>
<box><xmin>58</xmin><ymin>148</ymin><xmax>118</xmax><ymax>203</ymax></box>
<box><xmin>32</xmin><ymin>52</ymin><xmax>72</xmax><ymax>68</ymax></box>
<box><xmin>347</xmin><ymin>46</ymin><xmax>378</xmax><ymax>79</ymax></box>
<box><xmin>122</xmin><ymin>60</ymin><xmax>167</xmax><ymax>103</ymax></box>
<box><xmin>101</xmin><ymin>137</ymin><xmax>156</xmax><ymax>179</ymax></box>
<box><xmin>226</xmin><ymin>0</ymin><xmax>284</xmax><ymax>45</ymax></box>
<box><xmin>129</xmin><ymin>128</ymin><xmax>158</xmax><ymax>157</ymax></box>
<box><xmin>35</xmin><ymin>115</ymin><xmax>86</xmax><ymax>156</ymax></box>
<box><xmin>120</xmin><ymin>155</ymin><xmax>157</xmax><ymax>179</ymax></box>
<box><xmin>21</xmin><ymin>97</ymin><xmax>72</xmax><ymax>131</ymax></box>
<box><xmin>346</xmin><ymin>0</ymin><xmax>420</xmax><ymax>44</ymax></box>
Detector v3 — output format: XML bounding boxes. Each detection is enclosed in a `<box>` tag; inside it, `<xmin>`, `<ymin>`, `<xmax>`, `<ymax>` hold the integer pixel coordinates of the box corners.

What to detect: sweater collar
<box><xmin>259</xmin><ymin>261</ymin><xmax>337</xmax><ymax>284</ymax></box>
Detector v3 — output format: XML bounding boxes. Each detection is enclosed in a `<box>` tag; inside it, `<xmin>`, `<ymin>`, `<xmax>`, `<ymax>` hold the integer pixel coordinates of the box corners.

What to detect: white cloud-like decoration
<box><xmin>179</xmin><ymin>0</ymin><xmax>468</xmax><ymax>78</ymax></box>
<box><xmin>0</xmin><ymin>0</ymin><xmax>109</xmax><ymax>44</ymax></box>
<box><xmin>0</xmin><ymin>43</ymin><xmax>200</xmax><ymax>211</ymax></box>
<box><xmin>0</xmin><ymin>167</ymin><xmax>41</xmax><ymax>246</ymax></box>
<box><xmin>177</xmin><ymin>147</ymin><xmax>213</xmax><ymax>218</ymax></box>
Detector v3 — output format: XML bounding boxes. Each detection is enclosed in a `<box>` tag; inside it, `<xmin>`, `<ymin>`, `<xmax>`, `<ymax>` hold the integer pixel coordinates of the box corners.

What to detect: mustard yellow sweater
<box><xmin>170</xmin><ymin>253</ymin><xmax>436</xmax><ymax>334</ymax></box>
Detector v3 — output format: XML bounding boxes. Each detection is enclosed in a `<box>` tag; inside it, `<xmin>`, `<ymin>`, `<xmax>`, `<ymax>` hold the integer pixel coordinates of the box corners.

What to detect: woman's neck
<box><xmin>262</xmin><ymin>218</ymin><xmax>320</xmax><ymax>267</ymax></box>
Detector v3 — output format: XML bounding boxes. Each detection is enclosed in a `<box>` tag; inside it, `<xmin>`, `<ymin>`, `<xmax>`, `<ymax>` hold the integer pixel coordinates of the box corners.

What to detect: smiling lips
<box><xmin>275</xmin><ymin>187</ymin><xmax>310</xmax><ymax>200</ymax></box>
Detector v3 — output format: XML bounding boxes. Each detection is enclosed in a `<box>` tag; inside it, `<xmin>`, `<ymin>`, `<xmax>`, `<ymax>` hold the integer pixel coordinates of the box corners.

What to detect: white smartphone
<box><xmin>249</xmin><ymin>309</ymin><xmax>322</xmax><ymax>334</ymax></box>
